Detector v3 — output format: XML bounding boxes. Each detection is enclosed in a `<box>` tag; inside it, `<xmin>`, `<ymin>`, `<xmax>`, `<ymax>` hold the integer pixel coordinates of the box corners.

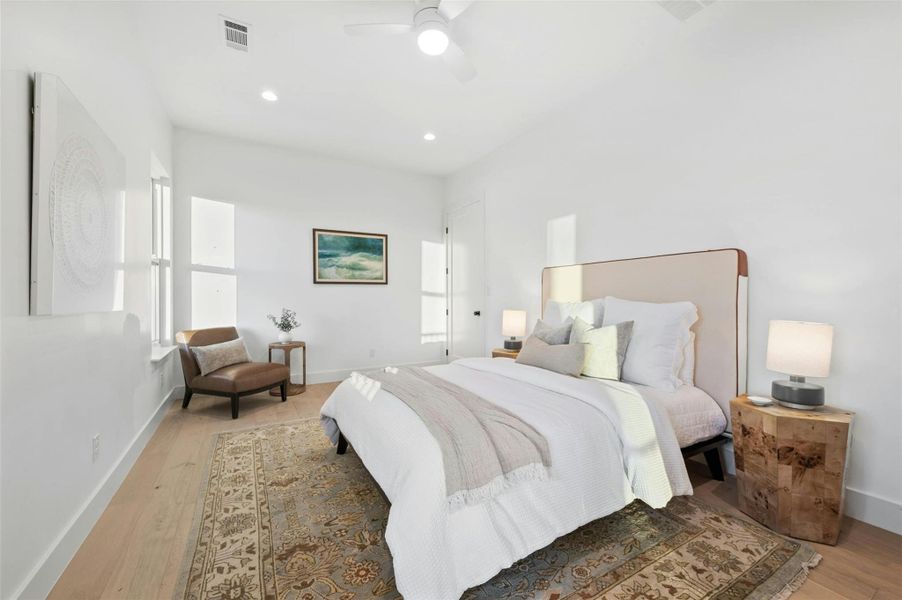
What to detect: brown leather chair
<box><xmin>176</xmin><ymin>327</ymin><xmax>290</xmax><ymax>419</ymax></box>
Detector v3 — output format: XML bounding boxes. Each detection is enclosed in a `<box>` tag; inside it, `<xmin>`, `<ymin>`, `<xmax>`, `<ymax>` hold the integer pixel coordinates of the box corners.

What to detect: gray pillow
<box><xmin>192</xmin><ymin>338</ymin><xmax>250</xmax><ymax>376</ymax></box>
<box><xmin>515</xmin><ymin>335</ymin><xmax>586</xmax><ymax>377</ymax></box>
<box><xmin>532</xmin><ymin>318</ymin><xmax>574</xmax><ymax>345</ymax></box>
<box><xmin>570</xmin><ymin>317</ymin><xmax>633</xmax><ymax>380</ymax></box>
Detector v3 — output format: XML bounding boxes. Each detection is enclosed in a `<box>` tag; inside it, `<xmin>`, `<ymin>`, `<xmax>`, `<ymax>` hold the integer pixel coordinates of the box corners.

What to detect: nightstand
<box><xmin>491</xmin><ymin>348</ymin><xmax>519</xmax><ymax>359</ymax></box>
<box><xmin>731</xmin><ymin>395</ymin><xmax>854</xmax><ymax>545</ymax></box>
<box><xmin>267</xmin><ymin>341</ymin><xmax>306</xmax><ymax>396</ymax></box>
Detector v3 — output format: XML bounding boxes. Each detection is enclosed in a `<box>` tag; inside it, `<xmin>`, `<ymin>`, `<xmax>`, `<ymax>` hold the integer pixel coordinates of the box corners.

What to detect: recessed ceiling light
<box><xmin>423</xmin><ymin>132</ymin><xmax>437</xmax><ymax>141</ymax></box>
<box><xmin>261</xmin><ymin>89</ymin><xmax>278</xmax><ymax>102</ymax></box>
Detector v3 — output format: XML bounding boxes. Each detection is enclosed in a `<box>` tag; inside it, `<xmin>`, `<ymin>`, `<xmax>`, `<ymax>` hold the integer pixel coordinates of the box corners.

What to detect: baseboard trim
<box><xmin>13</xmin><ymin>386</ymin><xmax>179</xmax><ymax>600</ymax></box>
<box><xmin>844</xmin><ymin>487</ymin><xmax>902</xmax><ymax>535</ymax></box>
<box><xmin>306</xmin><ymin>360</ymin><xmax>445</xmax><ymax>384</ymax></box>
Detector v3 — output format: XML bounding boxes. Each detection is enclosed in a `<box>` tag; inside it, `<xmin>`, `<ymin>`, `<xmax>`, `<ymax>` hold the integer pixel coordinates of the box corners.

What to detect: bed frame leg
<box><xmin>704</xmin><ymin>448</ymin><xmax>724</xmax><ymax>481</ymax></box>
<box><xmin>336</xmin><ymin>432</ymin><xmax>348</xmax><ymax>455</ymax></box>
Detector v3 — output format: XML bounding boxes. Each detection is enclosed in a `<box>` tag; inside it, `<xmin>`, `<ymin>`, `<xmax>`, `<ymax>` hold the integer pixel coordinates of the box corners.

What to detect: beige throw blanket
<box><xmin>366</xmin><ymin>367</ymin><xmax>551</xmax><ymax>508</ymax></box>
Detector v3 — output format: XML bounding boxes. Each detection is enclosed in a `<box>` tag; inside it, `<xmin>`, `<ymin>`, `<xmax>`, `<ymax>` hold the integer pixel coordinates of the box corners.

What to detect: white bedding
<box><xmin>638</xmin><ymin>384</ymin><xmax>727</xmax><ymax>447</ymax></box>
<box><xmin>320</xmin><ymin>357</ymin><xmax>692</xmax><ymax>600</ymax></box>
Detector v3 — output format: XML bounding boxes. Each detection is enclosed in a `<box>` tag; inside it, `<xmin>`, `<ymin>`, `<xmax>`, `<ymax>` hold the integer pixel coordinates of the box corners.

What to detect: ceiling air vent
<box><xmin>222</xmin><ymin>17</ymin><xmax>249</xmax><ymax>52</ymax></box>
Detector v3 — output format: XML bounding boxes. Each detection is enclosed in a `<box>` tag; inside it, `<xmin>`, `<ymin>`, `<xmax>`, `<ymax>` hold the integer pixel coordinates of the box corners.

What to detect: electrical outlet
<box><xmin>92</xmin><ymin>434</ymin><xmax>100</xmax><ymax>463</ymax></box>
<box><xmin>369</xmin><ymin>349</ymin><xmax>376</xmax><ymax>358</ymax></box>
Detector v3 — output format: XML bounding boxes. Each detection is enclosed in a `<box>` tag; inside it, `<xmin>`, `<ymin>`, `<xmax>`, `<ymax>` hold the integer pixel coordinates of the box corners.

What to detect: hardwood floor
<box><xmin>50</xmin><ymin>384</ymin><xmax>902</xmax><ymax>599</ymax></box>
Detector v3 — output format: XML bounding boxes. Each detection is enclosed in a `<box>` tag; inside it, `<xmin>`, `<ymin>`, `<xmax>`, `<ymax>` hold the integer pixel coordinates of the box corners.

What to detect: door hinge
<box><xmin>445</xmin><ymin>349</ymin><xmax>449</xmax><ymax>356</ymax></box>
<box><xmin>445</xmin><ymin>309</ymin><xmax>449</xmax><ymax>315</ymax></box>
<box><xmin>445</xmin><ymin>227</ymin><xmax>449</xmax><ymax>234</ymax></box>
<box><xmin>445</xmin><ymin>267</ymin><xmax>449</xmax><ymax>275</ymax></box>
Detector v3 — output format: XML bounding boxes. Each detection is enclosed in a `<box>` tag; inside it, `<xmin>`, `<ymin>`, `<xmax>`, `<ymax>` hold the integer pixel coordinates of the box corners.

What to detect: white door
<box><xmin>447</xmin><ymin>200</ymin><xmax>485</xmax><ymax>360</ymax></box>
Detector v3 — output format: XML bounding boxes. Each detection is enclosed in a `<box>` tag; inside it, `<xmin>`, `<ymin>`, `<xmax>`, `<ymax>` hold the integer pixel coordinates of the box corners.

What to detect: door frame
<box><xmin>445</xmin><ymin>196</ymin><xmax>486</xmax><ymax>361</ymax></box>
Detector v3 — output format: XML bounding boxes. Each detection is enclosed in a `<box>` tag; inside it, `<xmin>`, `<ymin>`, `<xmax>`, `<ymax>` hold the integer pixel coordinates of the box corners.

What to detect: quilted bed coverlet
<box><xmin>319</xmin><ymin>357</ymin><xmax>691</xmax><ymax>600</ymax></box>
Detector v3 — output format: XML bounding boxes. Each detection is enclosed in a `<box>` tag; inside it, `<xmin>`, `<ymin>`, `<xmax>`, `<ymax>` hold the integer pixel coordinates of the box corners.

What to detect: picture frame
<box><xmin>31</xmin><ymin>72</ymin><xmax>126</xmax><ymax>315</ymax></box>
<box><xmin>313</xmin><ymin>228</ymin><xmax>388</xmax><ymax>284</ymax></box>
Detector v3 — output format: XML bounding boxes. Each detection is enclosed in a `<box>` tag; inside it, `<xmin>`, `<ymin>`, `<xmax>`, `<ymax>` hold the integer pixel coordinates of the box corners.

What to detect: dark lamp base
<box><xmin>772</xmin><ymin>379</ymin><xmax>824</xmax><ymax>410</ymax></box>
<box><xmin>504</xmin><ymin>338</ymin><xmax>522</xmax><ymax>351</ymax></box>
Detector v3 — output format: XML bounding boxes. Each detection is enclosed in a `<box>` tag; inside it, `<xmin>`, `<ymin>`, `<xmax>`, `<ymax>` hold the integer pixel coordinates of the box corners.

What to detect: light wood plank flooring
<box><xmin>49</xmin><ymin>384</ymin><xmax>902</xmax><ymax>599</ymax></box>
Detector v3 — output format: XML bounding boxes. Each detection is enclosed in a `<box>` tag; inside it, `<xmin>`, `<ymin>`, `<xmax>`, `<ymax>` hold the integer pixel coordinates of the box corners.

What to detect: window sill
<box><xmin>151</xmin><ymin>344</ymin><xmax>178</xmax><ymax>363</ymax></box>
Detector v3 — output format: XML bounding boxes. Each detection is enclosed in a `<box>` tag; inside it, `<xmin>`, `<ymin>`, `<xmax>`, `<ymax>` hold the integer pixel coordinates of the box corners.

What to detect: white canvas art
<box><xmin>31</xmin><ymin>73</ymin><xmax>126</xmax><ymax>315</ymax></box>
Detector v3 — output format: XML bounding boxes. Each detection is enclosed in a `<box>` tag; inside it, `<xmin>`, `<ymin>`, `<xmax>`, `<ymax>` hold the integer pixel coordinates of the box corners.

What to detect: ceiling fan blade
<box><xmin>437</xmin><ymin>0</ymin><xmax>474</xmax><ymax>21</ymax></box>
<box><xmin>442</xmin><ymin>40</ymin><xmax>476</xmax><ymax>83</ymax></box>
<box><xmin>343</xmin><ymin>23</ymin><xmax>413</xmax><ymax>36</ymax></box>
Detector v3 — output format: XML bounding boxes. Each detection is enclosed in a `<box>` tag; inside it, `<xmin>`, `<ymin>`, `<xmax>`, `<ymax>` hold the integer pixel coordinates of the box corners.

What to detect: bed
<box><xmin>320</xmin><ymin>248</ymin><xmax>748</xmax><ymax>600</ymax></box>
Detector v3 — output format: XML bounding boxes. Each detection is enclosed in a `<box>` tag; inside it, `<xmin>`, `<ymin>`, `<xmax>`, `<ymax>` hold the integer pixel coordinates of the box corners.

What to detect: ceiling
<box><xmin>127</xmin><ymin>1</ymin><xmax>718</xmax><ymax>175</ymax></box>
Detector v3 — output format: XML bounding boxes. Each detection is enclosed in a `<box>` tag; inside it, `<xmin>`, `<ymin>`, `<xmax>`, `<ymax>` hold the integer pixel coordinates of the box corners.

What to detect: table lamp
<box><xmin>766</xmin><ymin>320</ymin><xmax>834</xmax><ymax>409</ymax></box>
<box><xmin>502</xmin><ymin>309</ymin><xmax>527</xmax><ymax>350</ymax></box>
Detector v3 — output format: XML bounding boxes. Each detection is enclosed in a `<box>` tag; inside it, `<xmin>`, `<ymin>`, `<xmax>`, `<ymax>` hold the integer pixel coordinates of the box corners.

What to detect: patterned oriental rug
<box><xmin>178</xmin><ymin>419</ymin><xmax>820</xmax><ymax>600</ymax></box>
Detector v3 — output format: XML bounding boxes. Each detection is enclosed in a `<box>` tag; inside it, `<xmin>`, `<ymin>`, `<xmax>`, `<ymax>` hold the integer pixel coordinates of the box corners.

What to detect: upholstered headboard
<box><xmin>541</xmin><ymin>249</ymin><xmax>748</xmax><ymax>431</ymax></box>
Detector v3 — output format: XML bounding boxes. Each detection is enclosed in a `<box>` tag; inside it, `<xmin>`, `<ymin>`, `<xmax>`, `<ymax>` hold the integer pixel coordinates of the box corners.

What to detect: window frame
<box><xmin>151</xmin><ymin>177</ymin><xmax>173</xmax><ymax>346</ymax></box>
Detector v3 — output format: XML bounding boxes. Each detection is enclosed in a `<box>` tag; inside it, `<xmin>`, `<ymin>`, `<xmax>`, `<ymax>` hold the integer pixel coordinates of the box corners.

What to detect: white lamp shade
<box><xmin>766</xmin><ymin>320</ymin><xmax>833</xmax><ymax>378</ymax></box>
<box><xmin>502</xmin><ymin>310</ymin><xmax>527</xmax><ymax>337</ymax></box>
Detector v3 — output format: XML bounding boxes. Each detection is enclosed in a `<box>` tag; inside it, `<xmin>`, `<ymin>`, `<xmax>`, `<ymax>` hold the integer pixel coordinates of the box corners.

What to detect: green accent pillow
<box><xmin>570</xmin><ymin>317</ymin><xmax>634</xmax><ymax>380</ymax></box>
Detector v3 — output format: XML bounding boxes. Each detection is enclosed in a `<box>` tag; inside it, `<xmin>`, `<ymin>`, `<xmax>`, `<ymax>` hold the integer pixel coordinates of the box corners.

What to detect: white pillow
<box><xmin>601</xmin><ymin>297</ymin><xmax>698</xmax><ymax>391</ymax></box>
<box><xmin>192</xmin><ymin>338</ymin><xmax>250</xmax><ymax>376</ymax></box>
<box><xmin>678</xmin><ymin>332</ymin><xmax>696</xmax><ymax>386</ymax></box>
<box><xmin>544</xmin><ymin>299</ymin><xmax>604</xmax><ymax>327</ymax></box>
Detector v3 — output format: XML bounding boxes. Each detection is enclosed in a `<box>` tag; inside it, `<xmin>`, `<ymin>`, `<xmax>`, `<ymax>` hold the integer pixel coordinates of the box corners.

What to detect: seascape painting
<box><xmin>313</xmin><ymin>229</ymin><xmax>388</xmax><ymax>284</ymax></box>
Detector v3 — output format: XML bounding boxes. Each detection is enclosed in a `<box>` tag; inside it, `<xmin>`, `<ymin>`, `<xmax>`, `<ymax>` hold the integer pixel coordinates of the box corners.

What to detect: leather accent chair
<box><xmin>176</xmin><ymin>327</ymin><xmax>290</xmax><ymax>419</ymax></box>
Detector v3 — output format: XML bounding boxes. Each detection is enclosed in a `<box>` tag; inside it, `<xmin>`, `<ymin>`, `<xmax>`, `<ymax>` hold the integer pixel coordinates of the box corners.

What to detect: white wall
<box><xmin>1</xmin><ymin>3</ymin><xmax>180</xmax><ymax>598</ymax></box>
<box><xmin>446</xmin><ymin>1</ymin><xmax>901</xmax><ymax>533</ymax></box>
<box><xmin>172</xmin><ymin>129</ymin><xmax>446</xmax><ymax>381</ymax></box>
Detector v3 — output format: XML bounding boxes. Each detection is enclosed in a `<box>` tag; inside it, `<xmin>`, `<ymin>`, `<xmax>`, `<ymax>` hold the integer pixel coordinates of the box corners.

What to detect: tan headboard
<box><xmin>542</xmin><ymin>249</ymin><xmax>748</xmax><ymax>431</ymax></box>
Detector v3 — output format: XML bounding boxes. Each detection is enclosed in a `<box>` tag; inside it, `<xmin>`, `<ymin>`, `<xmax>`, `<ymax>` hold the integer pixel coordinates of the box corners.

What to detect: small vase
<box><xmin>278</xmin><ymin>331</ymin><xmax>292</xmax><ymax>344</ymax></box>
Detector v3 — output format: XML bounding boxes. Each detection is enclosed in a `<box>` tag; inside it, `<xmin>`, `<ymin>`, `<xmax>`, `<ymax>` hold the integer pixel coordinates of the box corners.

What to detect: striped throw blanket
<box><xmin>365</xmin><ymin>367</ymin><xmax>551</xmax><ymax>508</ymax></box>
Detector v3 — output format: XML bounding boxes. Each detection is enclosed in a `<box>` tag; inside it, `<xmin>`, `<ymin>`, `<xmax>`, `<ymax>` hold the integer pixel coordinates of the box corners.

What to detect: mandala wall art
<box><xmin>31</xmin><ymin>73</ymin><xmax>126</xmax><ymax>315</ymax></box>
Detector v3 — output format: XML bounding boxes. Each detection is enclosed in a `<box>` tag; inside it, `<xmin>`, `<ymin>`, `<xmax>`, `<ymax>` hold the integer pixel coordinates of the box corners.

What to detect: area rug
<box><xmin>177</xmin><ymin>418</ymin><xmax>820</xmax><ymax>600</ymax></box>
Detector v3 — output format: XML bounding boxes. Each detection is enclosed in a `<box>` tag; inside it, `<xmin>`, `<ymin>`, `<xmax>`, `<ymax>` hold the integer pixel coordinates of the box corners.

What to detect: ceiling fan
<box><xmin>343</xmin><ymin>0</ymin><xmax>477</xmax><ymax>83</ymax></box>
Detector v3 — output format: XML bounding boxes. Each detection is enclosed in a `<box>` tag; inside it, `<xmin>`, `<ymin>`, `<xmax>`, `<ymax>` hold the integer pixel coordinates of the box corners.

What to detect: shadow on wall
<box><xmin>547</xmin><ymin>214</ymin><xmax>576</xmax><ymax>267</ymax></box>
<box><xmin>545</xmin><ymin>215</ymin><xmax>584</xmax><ymax>302</ymax></box>
<box><xmin>118</xmin><ymin>312</ymin><xmax>144</xmax><ymax>403</ymax></box>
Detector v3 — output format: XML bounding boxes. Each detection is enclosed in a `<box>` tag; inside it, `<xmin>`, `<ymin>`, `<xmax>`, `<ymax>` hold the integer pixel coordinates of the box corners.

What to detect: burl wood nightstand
<box><xmin>491</xmin><ymin>348</ymin><xmax>520</xmax><ymax>359</ymax></box>
<box><xmin>731</xmin><ymin>395</ymin><xmax>854</xmax><ymax>545</ymax></box>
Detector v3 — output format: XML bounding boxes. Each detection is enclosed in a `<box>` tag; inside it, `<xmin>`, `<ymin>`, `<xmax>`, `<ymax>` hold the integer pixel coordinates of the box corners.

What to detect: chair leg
<box><xmin>280</xmin><ymin>381</ymin><xmax>287</xmax><ymax>402</ymax></box>
<box><xmin>182</xmin><ymin>387</ymin><xmax>193</xmax><ymax>409</ymax></box>
<box><xmin>231</xmin><ymin>394</ymin><xmax>240</xmax><ymax>419</ymax></box>
<box><xmin>704</xmin><ymin>448</ymin><xmax>725</xmax><ymax>481</ymax></box>
<box><xmin>337</xmin><ymin>433</ymin><xmax>348</xmax><ymax>455</ymax></box>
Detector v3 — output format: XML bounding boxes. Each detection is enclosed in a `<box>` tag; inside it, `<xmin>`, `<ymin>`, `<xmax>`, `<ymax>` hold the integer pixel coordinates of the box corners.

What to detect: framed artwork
<box><xmin>313</xmin><ymin>229</ymin><xmax>388</xmax><ymax>284</ymax></box>
<box><xmin>30</xmin><ymin>72</ymin><xmax>126</xmax><ymax>315</ymax></box>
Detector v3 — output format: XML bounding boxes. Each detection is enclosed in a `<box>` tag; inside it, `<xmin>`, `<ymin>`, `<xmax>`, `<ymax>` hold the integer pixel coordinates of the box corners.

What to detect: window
<box><xmin>151</xmin><ymin>178</ymin><xmax>172</xmax><ymax>346</ymax></box>
<box><xmin>190</xmin><ymin>197</ymin><xmax>237</xmax><ymax>329</ymax></box>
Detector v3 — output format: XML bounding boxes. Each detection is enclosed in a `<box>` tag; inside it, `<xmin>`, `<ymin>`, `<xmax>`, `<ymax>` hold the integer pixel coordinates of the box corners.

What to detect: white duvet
<box><xmin>319</xmin><ymin>358</ymin><xmax>692</xmax><ymax>600</ymax></box>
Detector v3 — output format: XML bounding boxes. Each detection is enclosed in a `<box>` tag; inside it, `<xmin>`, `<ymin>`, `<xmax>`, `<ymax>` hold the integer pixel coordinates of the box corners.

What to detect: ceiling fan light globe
<box><xmin>417</xmin><ymin>28</ymin><xmax>449</xmax><ymax>56</ymax></box>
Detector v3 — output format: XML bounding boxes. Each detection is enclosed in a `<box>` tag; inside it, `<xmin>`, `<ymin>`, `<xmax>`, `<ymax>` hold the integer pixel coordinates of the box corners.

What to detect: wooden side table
<box><xmin>731</xmin><ymin>395</ymin><xmax>854</xmax><ymax>545</ymax></box>
<box><xmin>491</xmin><ymin>348</ymin><xmax>520</xmax><ymax>359</ymax></box>
<box><xmin>268</xmin><ymin>341</ymin><xmax>307</xmax><ymax>396</ymax></box>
